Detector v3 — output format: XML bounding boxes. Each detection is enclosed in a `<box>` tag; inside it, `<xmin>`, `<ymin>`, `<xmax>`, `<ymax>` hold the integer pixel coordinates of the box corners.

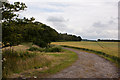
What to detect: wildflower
<box><xmin>33</xmin><ymin>76</ymin><xmax>37</xmax><ymax>78</ymax></box>
<box><xmin>3</xmin><ymin>58</ymin><xmax>6</xmax><ymax>61</ymax></box>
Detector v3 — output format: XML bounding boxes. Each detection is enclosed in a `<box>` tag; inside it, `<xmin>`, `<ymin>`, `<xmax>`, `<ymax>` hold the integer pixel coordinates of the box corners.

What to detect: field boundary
<box><xmin>61</xmin><ymin>45</ymin><xmax>120</xmax><ymax>67</ymax></box>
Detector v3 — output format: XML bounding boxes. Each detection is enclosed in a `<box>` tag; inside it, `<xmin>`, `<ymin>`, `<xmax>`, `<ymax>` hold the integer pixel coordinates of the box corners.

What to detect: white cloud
<box><xmin>8</xmin><ymin>0</ymin><xmax>119</xmax><ymax>39</ymax></box>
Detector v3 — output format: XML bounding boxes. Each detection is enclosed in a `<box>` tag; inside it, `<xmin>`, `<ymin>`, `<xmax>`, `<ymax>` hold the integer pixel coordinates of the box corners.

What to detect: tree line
<box><xmin>1</xmin><ymin>2</ymin><xmax>82</xmax><ymax>48</ymax></box>
<box><xmin>97</xmin><ymin>39</ymin><xmax>120</xmax><ymax>42</ymax></box>
<box><xmin>57</xmin><ymin>33</ymin><xmax>82</xmax><ymax>42</ymax></box>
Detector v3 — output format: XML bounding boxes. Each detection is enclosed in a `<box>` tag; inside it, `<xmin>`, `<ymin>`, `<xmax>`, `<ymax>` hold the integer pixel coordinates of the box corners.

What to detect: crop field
<box><xmin>52</xmin><ymin>41</ymin><xmax>120</xmax><ymax>57</ymax></box>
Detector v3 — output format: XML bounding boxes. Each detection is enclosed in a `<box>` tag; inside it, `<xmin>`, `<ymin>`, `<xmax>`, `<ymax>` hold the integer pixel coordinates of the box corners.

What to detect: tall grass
<box><xmin>2</xmin><ymin>43</ymin><xmax>78</xmax><ymax>78</ymax></box>
<box><xmin>19</xmin><ymin>50</ymin><xmax>78</xmax><ymax>78</ymax></box>
<box><xmin>3</xmin><ymin>47</ymin><xmax>78</xmax><ymax>78</ymax></box>
<box><xmin>2</xmin><ymin>49</ymin><xmax>52</xmax><ymax>78</ymax></box>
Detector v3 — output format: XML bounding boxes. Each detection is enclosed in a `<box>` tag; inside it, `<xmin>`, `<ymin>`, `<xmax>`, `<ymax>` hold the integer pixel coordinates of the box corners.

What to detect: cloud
<box><xmin>93</xmin><ymin>21</ymin><xmax>106</xmax><ymax>27</ymax></box>
<box><xmin>81</xmin><ymin>19</ymin><xmax>118</xmax><ymax>39</ymax></box>
<box><xmin>39</xmin><ymin>8</ymin><xmax>63</xmax><ymax>13</ymax></box>
<box><xmin>8</xmin><ymin>0</ymin><xmax>118</xmax><ymax>39</ymax></box>
<box><xmin>108</xmin><ymin>20</ymin><xmax>116</xmax><ymax>24</ymax></box>
<box><xmin>9</xmin><ymin>0</ymin><xmax>119</xmax><ymax>3</ymax></box>
<box><xmin>93</xmin><ymin>18</ymin><xmax>117</xmax><ymax>28</ymax></box>
<box><xmin>0</xmin><ymin>0</ymin><xmax>8</xmax><ymax>2</ymax></box>
<box><xmin>47</xmin><ymin>16</ymin><xmax>67</xmax><ymax>22</ymax></box>
<box><xmin>47</xmin><ymin>16</ymin><xmax>67</xmax><ymax>30</ymax></box>
<box><xmin>47</xmin><ymin>2</ymin><xmax>70</xmax><ymax>7</ymax></box>
<box><xmin>46</xmin><ymin>16</ymin><xmax>74</xmax><ymax>33</ymax></box>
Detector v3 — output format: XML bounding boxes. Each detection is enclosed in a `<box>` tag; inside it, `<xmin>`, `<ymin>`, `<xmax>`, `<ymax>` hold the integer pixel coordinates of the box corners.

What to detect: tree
<box><xmin>57</xmin><ymin>33</ymin><xmax>82</xmax><ymax>41</ymax></box>
<box><xmin>2</xmin><ymin>1</ymin><xmax>82</xmax><ymax>48</ymax></box>
<box><xmin>2</xmin><ymin>2</ymin><xmax>27</xmax><ymax>21</ymax></box>
<box><xmin>2</xmin><ymin>2</ymin><xmax>27</xmax><ymax>47</ymax></box>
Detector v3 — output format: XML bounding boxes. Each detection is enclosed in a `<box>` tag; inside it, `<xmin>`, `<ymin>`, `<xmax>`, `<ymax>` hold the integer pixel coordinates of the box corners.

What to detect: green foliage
<box><xmin>45</xmin><ymin>46</ymin><xmax>62</xmax><ymax>52</ymax></box>
<box><xmin>33</xmin><ymin>39</ymin><xmax>48</xmax><ymax>48</ymax></box>
<box><xmin>57</xmin><ymin>33</ymin><xmax>82</xmax><ymax>42</ymax></box>
<box><xmin>2</xmin><ymin>1</ymin><xmax>82</xmax><ymax>48</ymax></box>
<box><xmin>28</xmin><ymin>46</ymin><xmax>63</xmax><ymax>52</ymax></box>
<box><xmin>2</xmin><ymin>2</ymin><xmax>59</xmax><ymax>48</ymax></box>
<box><xmin>2</xmin><ymin>2</ymin><xmax>27</xmax><ymax>46</ymax></box>
<box><xmin>28</xmin><ymin>47</ymin><xmax>44</xmax><ymax>52</ymax></box>
<box><xmin>2</xmin><ymin>2</ymin><xmax>27</xmax><ymax>21</ymax></box>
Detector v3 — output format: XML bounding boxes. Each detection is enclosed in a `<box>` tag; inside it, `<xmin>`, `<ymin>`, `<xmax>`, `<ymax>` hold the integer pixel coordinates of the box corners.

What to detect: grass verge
<box><xmin>61</xmin><ymin>45</ymin><xmax>120</xmax><ymax>67</ymax></box>
<box><xmin>2</xmin><ymin>49</ymin><xmax>51</xmax><ymax>78</ymax></box>
<box><xmin>3</xmin><ymin>48</ymin><xmax>78</xmax><ymax>78</ymax></box>
<box><xmin>42</xmin><ymin>49</ymin><xmax>78</xmax><ymax>76</ymax></box>
<box><xmin>17</xmin><ymin>49</ymin><xmax>78</xmax><ymax>78</ymax></box>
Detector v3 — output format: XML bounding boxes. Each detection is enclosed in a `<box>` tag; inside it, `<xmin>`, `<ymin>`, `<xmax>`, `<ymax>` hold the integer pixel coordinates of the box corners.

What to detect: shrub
<box><xmin>45</xmin><ymin>46</ymin><xmax>62</xmax><ymax>52</ymax></box>
<box><xmin>28</xmin><ymin>46</ymin><xmax>63</xmax><ymax>52</ymax></box>
<box><xmin>28</xmin><ymin>47</ymin><xmax>44</xmax><ymax>52</ymax></box>
<box><xmin>33</xmin><ymin>39</ymin><xmax>48</xmax><ymax>48</ymax></box>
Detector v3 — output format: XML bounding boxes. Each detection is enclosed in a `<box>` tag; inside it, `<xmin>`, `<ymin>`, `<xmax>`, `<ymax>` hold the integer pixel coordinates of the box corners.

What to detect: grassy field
<box><xmin>3</xmin><ymin>43</ymin><xmax>78</xmax><ymax>78</ymax></box>
<box><xmin>52</xmin><ymin>41</ymin><xmax>119</xmax><ymax>57</ymax></box>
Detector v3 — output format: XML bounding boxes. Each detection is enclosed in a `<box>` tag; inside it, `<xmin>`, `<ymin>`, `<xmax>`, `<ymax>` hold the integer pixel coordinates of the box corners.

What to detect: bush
<box><xmin>28</xmin><ymin>47</ymin><xmax>44</xmax><ymax>52</ymax></box>
<box><xmin>28</xmin><ymin>46</ymin><xmax>63</xmax><ymax>52</ymax></box>
<box><xmin>45</xmin><ymin>46</ymin><xmax>62</xmax><ymax>52</ymax></box>
<box><xmin>33</xmin><ymin>39</ymin><xmax>48</xmax><ymax>48</ymax></box>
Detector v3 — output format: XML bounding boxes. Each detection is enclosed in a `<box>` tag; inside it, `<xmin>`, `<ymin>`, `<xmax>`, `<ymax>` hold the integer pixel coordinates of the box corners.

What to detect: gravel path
<box><xmin>49</xmin><ymin>47</ymin><xmax>119</xmax><ymax>78</ymax></box>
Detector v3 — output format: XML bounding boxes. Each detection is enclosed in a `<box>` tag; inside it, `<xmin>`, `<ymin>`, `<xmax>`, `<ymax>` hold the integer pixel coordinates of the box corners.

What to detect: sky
<box><xmin>8</xmin><ymin>0</ymin><xmax>119</xmax><ymax>40</ymax></box>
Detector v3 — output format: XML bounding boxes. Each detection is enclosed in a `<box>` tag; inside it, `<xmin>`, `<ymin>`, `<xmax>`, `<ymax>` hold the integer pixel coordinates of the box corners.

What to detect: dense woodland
<box><xmin>1</xmin><ymin>2</ymin><xmax>82</xmax><ymax>48</ymax></box>
<box><xmin>58</xmin><ymin>33</ymin><xmax>82</xmax><ymax>42</ymax></box>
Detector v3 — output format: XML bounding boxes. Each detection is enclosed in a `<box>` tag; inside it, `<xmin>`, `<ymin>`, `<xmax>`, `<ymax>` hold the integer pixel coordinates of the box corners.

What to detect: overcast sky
<box><xmin>9</xmin><ymin>0</ymin><xmax>119</xmax><ymax>40</ymax></box>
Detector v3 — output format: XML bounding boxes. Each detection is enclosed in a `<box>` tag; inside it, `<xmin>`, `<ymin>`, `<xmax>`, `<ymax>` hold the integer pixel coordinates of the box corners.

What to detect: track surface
<box><xmin>49</xmin><ymin>47</ymin><xmax>119</xmax><ymax>78</ymax></box>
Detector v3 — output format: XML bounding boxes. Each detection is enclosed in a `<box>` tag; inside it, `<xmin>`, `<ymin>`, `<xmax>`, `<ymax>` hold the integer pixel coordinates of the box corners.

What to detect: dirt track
<box><xmin>49</xmin><ymin>47</ymin><xmax>119</xmax><ymax>78</ymax></box>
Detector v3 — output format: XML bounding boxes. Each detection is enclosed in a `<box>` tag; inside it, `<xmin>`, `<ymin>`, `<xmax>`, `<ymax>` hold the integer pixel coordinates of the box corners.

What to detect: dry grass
<box><xmin>3</xmin><ymin>43</ymin><xmax>78</xmax><ymax>78</ymax></box>
<box><xmin>2</xmin><ymin>45</ymin><xmax>30</xmax><ymax>52</ymax></box>
<box><xmin>2</xmin><ymin>49</ymin><xmax>52</xmax><ymax>78</ymax></box>
<box><xmin>52</xmin><ymin>41</ymin><xmax>119</xmax><ymax>57</ymax></box>
<box><xmin>6</xmin><ymin>54</ymin><xmax>55</xmax><ymax>78</ymax></box>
